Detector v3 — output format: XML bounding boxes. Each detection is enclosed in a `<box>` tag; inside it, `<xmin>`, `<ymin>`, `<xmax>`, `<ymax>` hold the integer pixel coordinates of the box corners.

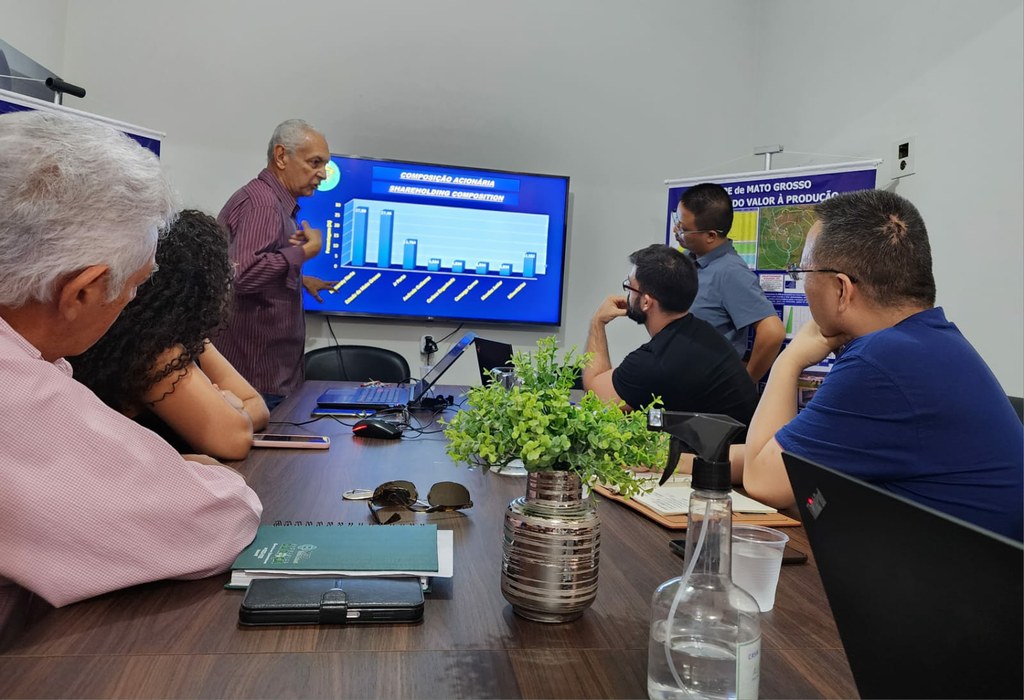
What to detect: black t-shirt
<box><xmin>611</xmin><ymin>314</ymin><xmax>759</xmax><ymax>435</ymax></box>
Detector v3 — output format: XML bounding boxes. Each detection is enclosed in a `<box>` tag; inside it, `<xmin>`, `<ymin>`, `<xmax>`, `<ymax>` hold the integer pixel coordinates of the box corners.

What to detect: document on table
<box><xmin>631</xmin><ymin>475</ymin><xmax>778</xmax><ymax>516</ymax></box>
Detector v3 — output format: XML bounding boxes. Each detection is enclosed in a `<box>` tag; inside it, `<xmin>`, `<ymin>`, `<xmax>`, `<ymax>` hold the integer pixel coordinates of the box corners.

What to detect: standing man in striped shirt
<box><xmin>216</xmin><ymin>120</ymin><xmax>334</xmax><ymax>409</ymax></box>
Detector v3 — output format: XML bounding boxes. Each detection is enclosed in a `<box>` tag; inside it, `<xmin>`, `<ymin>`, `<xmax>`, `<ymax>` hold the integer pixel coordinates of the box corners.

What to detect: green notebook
<box><xmin>227</xmin><ymin>524</ymin><xmax>439</xmax><ymax>588</ymax></box>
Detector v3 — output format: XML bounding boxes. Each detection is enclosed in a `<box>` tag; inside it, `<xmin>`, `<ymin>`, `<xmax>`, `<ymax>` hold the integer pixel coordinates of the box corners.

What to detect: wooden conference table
<box><xmin>0</xmin><ymin>382</ymin><xmax>858</xmax><ymax>699</ymax></box>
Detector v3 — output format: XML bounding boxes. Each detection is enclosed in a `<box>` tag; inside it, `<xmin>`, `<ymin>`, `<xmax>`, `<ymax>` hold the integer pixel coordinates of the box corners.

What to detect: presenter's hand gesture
<box><xmin>301</xmin><ymin>275</ymin><xmax>335</xmax><ymax>303</ymax></box>
<box><xmin>593</xmin><ymin>295</ymin><xmax>628</xmax><ymax>326</ymax></box>
<box><xmin>289</xmin><ymin>220</ymin><xmax>324</xmax><ymax>260</ymax></box>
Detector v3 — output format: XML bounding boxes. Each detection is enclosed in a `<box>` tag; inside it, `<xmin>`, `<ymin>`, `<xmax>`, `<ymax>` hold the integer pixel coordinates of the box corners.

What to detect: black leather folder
<box><xmin>238</xmin><ymin>577</ymin><xmax>424</xmax><ymax>626</ymax></box>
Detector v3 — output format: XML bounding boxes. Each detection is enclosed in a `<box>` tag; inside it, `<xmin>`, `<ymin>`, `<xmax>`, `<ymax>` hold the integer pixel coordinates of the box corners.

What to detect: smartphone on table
<box><xmin>251</xmin><ymin>434</ymin><xmax>331</xmax><ymax>449</ymax></box>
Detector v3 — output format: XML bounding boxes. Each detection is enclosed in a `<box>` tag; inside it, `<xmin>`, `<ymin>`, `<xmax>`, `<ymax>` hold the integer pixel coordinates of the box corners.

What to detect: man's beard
<box><xmin>626</xmin><ymin>296</ymin><xmax>647</xmax><ymax>325</ymax></box>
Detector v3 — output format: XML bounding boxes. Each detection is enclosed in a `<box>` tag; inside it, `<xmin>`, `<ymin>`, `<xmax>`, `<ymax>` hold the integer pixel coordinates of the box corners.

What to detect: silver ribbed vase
<box><xmin>501</xmin><ymin>469</ymin><xmax>600</xmax><ymax>623</ymax></box>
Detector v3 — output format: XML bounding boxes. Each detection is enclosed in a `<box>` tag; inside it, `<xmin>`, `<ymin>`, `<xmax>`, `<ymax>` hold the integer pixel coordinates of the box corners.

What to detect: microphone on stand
<box><xmin>45</xmin><ymin>77</ymin><xmax>87</xmax><ymax>100</ymax></box>
<box><xmin>0</xmin><ymin>74</ymin><xmax>87</xmax><ymax>104</ymax></box>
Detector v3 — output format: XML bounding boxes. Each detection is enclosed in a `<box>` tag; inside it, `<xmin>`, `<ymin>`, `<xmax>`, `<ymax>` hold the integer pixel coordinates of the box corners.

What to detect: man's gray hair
<box><xmin>266</xmin><ymin>119</ymin><xmax>320</xmax><ymax>163</ymax></box>
<box><xmin>0</xmin><ymin>110</ymin><xmax>177</xmax><ymax>307</ymax></box>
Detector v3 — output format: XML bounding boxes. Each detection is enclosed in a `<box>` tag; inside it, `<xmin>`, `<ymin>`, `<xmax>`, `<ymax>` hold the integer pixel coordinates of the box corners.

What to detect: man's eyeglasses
<box><xmin>785</xmin><ymin>263</ymin><xmax>859</xmax><ymax>283</ymax></box>
<box><xmin>344</xmin><ymin>480</ymin><xmax>473</xmax><ymax>524</ymax></box>
<box><xmin>622</xmin><ymin>279</ymin><xmax>642</xmax><ymax>294</ymax></box>
<box><xmin>673</xmin><ymin>228</ymin><xmax>724</xmax><ymax>243</ymax></box>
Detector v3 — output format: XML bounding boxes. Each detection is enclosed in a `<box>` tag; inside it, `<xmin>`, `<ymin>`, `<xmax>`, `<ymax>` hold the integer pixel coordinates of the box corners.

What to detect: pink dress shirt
<box><xmin>0</xmin><ymin>316</ymin><xmax>262</xmax><ymax>620</ymax></box>
<box><xmin>215</xmin><ymin>169</ymin><xmax>308</xmax><ymax>396</ymax></box>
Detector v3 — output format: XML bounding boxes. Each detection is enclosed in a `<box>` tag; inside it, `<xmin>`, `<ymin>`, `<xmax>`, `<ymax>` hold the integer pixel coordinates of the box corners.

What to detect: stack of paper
<box><xmin>632</xmin><ymin>475</ymin><xmax>778</xmax><ymax>517</ymax></box>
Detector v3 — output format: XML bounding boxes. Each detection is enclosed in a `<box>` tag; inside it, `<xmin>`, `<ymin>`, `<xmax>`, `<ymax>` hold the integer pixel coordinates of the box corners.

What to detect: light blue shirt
<box><xmin>690</xmin><ymin>239</ymin><xmax>776</xmax><ymax>357</ymax></box>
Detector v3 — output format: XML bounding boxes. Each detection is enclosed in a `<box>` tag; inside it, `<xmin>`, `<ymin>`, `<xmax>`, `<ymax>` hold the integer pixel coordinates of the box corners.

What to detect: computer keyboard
<box><xmin>347</xmin><ymin>386</ymin><xmax>408</xmax><ymax>403</ymax></box>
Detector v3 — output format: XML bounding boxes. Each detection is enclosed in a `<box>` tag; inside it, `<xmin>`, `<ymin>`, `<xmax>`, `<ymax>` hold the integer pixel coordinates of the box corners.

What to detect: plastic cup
<box><xmin>491</xmin><ymin>458</ymin><xmax>528</xmax><ymax>477</ymax></box>
<box><xmin>731</xmin><ymin>524</ymin><xmax>789</xmax><ymax>612</ymax></box>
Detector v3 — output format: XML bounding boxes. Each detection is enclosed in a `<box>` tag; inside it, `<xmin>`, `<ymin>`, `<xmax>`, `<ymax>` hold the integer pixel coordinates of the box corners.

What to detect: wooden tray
<box><xmin>593</xmin><ymin>484</ymin><xmax>801</xmax><ymax>530</ymax></box>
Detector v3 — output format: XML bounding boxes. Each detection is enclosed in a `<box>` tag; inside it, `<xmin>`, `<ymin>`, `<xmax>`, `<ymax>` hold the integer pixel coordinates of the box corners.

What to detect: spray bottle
<box><xmin>646</xmin><ymin>409</ymin><xmax>761</xmax><ymax>700</ymax></box>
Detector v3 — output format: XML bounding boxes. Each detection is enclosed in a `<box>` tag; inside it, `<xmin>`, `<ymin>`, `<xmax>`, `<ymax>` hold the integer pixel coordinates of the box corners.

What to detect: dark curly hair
<box><xmin>70</xmin><ymin>209</ymin><xmax>234</xmax><ymax>414</ymax></box>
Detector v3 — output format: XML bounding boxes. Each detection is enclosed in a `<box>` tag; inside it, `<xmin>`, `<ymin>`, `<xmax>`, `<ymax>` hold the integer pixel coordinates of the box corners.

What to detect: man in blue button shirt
<box><xmin>674</xmin><ymin>183</ymin><xmax>785</xmax><ymax>382</ymax></box>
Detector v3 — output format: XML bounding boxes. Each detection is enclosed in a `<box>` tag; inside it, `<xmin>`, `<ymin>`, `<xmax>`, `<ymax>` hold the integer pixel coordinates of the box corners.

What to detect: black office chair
<box><xmin>1009</xmin><ymin>395</ymin><xmax>1024</xmax><ymax>423</ymax></box>
<box><xmin>304</xmin><ymin>345</ymin><xmax>410</xmax><ymax>383</ymax></box>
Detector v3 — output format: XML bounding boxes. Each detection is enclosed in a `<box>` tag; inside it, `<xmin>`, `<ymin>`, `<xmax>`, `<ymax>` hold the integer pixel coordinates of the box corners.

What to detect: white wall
<box><xmin>54</xmin><ymin>0</ymin><xmax>759</xmax><ymax>385</ymax></box>
<box><xmin>3</xmin><ymin>0</ymin><xmax>1021</xmax><ymax>392</ymax></box>
<box><xmin>0</xmin><ymin>0</ymin><xmax>67</xmax><ymax>72</ymax></box>
<box><xmin>753</xmin><ymin>0</ymin><xmax>1024</xmax><ymax>395</ymax></box>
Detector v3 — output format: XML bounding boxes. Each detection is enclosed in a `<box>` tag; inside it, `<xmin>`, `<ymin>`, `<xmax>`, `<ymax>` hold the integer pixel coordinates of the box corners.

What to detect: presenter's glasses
<box><xmin>345</xmin><ymin>480</ymin><xmax>473</xmax><ymax>524</ymax></box>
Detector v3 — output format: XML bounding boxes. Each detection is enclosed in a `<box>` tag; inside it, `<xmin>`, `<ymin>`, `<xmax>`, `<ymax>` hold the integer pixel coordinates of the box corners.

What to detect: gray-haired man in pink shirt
<box><xmin>0</xmin><ymin>111</ymin><xmax>262</xmax><ymax>624</ymax></box>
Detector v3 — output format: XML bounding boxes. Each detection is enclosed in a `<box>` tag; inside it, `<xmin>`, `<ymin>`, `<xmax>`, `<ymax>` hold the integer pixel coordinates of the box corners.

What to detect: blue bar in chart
<box><xmin>476</xmin><ymin>262</ymin><xmax>490</xmax><ymax>274</ymax></box>
<box><xmin>524</xmin><ymin>252</ymin><xmax>537</xmax><ymax>278</ymax></box>
<box><xmin>499</xmin><ymin>263</ymin><xmax>512</xmax><ymax>276</ymax></box>
<box><xmin>452</xmin><ymin>260</ymin><xmax>465</xmax><ymax>273</ymax></box>
<box><xmin>352</xmin><ymin>207</ymin><xmax>368</xmax><ymax>266</ymax></box>
<box><xmin>377</xmin><ymin>209</ymin><xmax>394</xmax><ymax>268</ymax></box>
<box><xmin>340</xmin><ymin>199</ymin><xmax>549</xmax><ymax>276</ymax></box>
<box><xmin>427</xmin><ymin>258</ymin><xmax>441</xmax><ymax>271</ymax></box>
<box><xmin>403</xmin><ymin>239</ymin><xmax>418</xmax><ymax>269</ymax></box>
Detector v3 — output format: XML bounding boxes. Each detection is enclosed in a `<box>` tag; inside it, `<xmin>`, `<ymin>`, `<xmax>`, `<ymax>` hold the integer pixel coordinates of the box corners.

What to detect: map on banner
<box><xmin>756</xmin><ymin>205</ymin><xmax>819</xmax><ymax>271</ymax></box>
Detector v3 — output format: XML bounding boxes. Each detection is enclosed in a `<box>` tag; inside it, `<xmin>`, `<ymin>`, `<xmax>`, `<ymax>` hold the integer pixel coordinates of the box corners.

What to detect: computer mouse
<box><xmin>352</xmin><ymin>418</ymin><xmax>404</xmax><ymax>440</ymax></box>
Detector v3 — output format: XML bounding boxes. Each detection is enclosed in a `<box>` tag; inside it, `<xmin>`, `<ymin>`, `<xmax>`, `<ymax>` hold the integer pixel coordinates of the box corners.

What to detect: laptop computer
<box><xmin>316</xmin><ymin>332</ymin><xmax>477</xmax><ymax>409</ymax></box>
<box><xmin>473</xmin><ymin>337</ymin><xmax>514</xmax><ymax>385</ymax></box>
<box><xmin>782</xmin><ymin>451</ymin><xmax>1023</xmax><ymax>699</ymax></box>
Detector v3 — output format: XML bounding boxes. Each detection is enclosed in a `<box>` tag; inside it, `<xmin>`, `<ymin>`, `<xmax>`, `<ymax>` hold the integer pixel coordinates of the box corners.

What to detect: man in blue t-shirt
<box><xmin>582</xmin><ymin>244</ymin><xmax>758</xmax><ymax>433</ymax></box>
<box><xmin>743</xmin><ymin>189</ymin><xmax>1023</xmax><ymax>541</ymax></box>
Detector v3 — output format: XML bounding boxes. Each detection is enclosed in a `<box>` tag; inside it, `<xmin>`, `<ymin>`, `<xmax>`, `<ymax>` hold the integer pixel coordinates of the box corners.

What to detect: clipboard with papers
<box><xmin>593</xmin><ymin>473</ymin><xmax>800</xmax><ymax>529</ymax></box>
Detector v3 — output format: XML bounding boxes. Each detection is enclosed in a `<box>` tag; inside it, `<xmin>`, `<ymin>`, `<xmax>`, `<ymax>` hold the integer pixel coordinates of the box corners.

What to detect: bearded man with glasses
<box><xmin>582</xmin><ymin>244</ymin><xmax>758</xmax><ymax>440</ymax></box>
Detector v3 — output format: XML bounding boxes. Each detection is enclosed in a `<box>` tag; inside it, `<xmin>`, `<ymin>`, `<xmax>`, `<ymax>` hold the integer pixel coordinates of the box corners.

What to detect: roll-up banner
<box><xmin>0</xmin><ymin>87</ymin><xmax>163</xmax><ymax>155</ymax></box>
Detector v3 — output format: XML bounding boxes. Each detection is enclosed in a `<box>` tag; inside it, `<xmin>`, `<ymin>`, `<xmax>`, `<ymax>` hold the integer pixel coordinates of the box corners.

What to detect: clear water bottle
<box><xmin>645</xmin><ymin>411</ymin><xmax>760</xmax><ymax>700</ymax></box>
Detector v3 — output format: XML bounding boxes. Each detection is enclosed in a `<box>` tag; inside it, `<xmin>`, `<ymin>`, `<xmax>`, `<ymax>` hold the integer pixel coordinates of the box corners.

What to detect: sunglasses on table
<box><xmin>343</xmin><ymin>480</ymin><xmax>473</xmax><ymax>524</ymax></box>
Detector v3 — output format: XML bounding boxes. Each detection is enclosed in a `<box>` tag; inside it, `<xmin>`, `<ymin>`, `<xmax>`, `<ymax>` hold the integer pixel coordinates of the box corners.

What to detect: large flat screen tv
<box><xmin>298</xmin><ymin>154</ymin><xmax>570</xmax><ymax>326</ymax></box>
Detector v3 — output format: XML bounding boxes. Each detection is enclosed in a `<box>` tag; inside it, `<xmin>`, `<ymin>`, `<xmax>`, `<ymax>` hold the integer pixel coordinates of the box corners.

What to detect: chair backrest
<box><xmin>304</xmin><ymin>345</ymin><xmax>410</xmax><ymax>383</ymax></box>
<box><xmin>784</xmin><ymin>451</ymin><xmax>1024</xmax><ymax>699</ymax></box>
<box><xmin>1009</xmin><ymin>395</ymin><xmax>1024</xmax><ymax>423</ymax></box>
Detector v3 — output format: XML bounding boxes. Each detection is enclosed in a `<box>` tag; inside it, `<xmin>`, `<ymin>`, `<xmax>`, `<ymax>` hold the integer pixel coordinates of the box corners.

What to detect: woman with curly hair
<box><xmin>70</xmin><ymin>209</ymin><xmax>269</xmax><ymax>460</ymax></box>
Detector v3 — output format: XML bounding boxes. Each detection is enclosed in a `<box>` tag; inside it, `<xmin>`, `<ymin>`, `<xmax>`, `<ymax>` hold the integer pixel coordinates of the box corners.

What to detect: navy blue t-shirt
<box><xmin>612</xmin><ymin>314</ymin><xmax>759</xmax><ymax>436</ymax></box>
<box><xmin>777</xmin><ymin>307</ymin><xmax>1023</xmax><ymax>541</ymax></box>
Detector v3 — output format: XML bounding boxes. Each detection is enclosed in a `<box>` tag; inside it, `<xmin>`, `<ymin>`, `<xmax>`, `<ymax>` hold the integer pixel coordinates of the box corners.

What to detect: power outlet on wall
<box><xmin>420</xmin><ymin>335</ymin><xmax>438</xmax><ymax>355</ymax></box>
<box><xmin>892</xmin><ymin>136</ymin><xmax>916</xmax><ymax>179</ymax></box>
